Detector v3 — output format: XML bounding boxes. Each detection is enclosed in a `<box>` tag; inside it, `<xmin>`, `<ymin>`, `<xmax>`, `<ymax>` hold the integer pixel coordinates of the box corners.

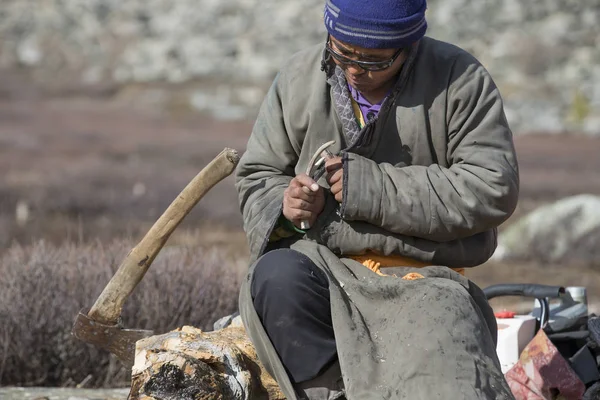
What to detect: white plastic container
<box><xmin>496</xmin><ymin>315</ymin><xmax>538</xmax><ymax>374</ymax></box>
<box><xmin>566</xmin><ymin>286</ymin><xmax>587</xmax><ymax>307</ymax></box>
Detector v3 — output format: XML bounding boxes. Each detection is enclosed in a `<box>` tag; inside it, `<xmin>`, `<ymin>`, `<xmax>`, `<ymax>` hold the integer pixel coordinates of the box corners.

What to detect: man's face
<box><xmin>327</xmin><ymin>36</ymin><xmax>408</xmax><ymax>96</ymax></box>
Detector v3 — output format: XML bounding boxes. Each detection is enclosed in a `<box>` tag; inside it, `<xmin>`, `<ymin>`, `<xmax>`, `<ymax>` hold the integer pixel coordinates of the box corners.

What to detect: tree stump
<box><xmin>128</xmin><ymin>321</ymin><xmax>285</xmax><ymax>400</ymax></box>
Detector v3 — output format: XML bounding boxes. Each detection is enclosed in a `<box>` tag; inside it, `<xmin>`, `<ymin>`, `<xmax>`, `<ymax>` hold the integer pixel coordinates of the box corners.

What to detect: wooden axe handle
<box><xmin>88</xmin><ymin>148</ymin><xmax>240</xmax><ymax>325</ymax></box>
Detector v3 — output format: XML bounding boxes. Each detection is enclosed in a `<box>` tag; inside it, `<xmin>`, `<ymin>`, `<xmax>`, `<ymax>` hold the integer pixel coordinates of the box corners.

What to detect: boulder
<box><xmin>494</xmin><ymin>194</ymin><xmax>600</xmax><ymax>265</ymax></box>
<box><xmin>128</xmin><ymin>323</ymin><xmax>284</xmax><ymax>400</ymax></box>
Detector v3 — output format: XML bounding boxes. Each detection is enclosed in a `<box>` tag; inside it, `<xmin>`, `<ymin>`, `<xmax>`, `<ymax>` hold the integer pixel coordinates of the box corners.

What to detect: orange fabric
<box><xmin>361</xmin><ymin>259</ymin><xmax>388</xmax><ymax>276</ymax></box>
<box><xmin>401</xmin><ymin>272</ymin><xmax>426</xmax><ymax>280</ymax></box>
<box><xmin>348</xmin><ymin>252</ymin><xmax>465</xmax><ymax>276</ymax></box>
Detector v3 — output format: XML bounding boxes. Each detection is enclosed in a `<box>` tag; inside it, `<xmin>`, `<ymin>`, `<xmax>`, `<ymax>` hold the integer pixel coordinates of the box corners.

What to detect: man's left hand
<box><xmin>325</xmin><ymin>156</ymin><xmax>344</xmax><ymax>203</ymax></box>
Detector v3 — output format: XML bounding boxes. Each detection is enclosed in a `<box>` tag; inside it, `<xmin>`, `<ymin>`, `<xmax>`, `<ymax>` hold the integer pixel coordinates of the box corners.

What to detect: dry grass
<box><xmin>0</xmin><ymin>236</ymin><xmax>248</xmax><ymax>388</ymax></box>
<box><xmin>2</xmin><ymin>231</ymin><xmax>598</xmax><ymax>388</ymax></box>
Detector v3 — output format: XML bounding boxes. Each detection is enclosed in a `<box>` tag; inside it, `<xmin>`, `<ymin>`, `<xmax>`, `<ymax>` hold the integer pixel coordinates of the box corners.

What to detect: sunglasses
<box><xmin>325</xmin><ymin>40</ymin><xmax>404</xmax><ymax>72</ymax></box>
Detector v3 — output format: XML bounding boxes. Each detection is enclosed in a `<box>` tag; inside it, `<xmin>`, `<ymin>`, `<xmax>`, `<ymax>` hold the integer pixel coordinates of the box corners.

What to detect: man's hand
<box><xmin>325</xmin><ymin>156</ymin><xmax>344</xmax><ymax>203</ymax></box>
<box><xmin>283</xmin><ymin>174</ymin><xmax>325</xmax><ymax>229</ymax></box>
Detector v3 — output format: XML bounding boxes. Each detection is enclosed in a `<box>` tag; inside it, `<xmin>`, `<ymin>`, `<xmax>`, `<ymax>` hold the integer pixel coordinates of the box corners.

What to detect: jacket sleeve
<box><xmin>307</xmin><ymin>194</ymin><xmax>497</xmax><ymax>268</ymax></box>
<box><xmin>235</xmin><ymin>74</ymin><xmax>298</xmax><ymax>262</ymax></box>
<box><xmin>341</xmin><ymin>54</ymin><xmax>519</xmax><ymax>242</ymax></box>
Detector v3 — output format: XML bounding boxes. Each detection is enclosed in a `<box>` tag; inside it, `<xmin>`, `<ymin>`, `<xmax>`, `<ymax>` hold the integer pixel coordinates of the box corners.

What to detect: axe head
<box><xmin>72</xmin><ymin>309</ymin><xmax>154</xmax><ymax>367</ymax></box>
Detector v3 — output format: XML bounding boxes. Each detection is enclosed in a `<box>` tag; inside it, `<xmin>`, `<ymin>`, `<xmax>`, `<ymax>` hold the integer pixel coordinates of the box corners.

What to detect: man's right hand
<box><xmin>283</xmin><ymin>174</ymin><xmax>325</xmax><ymax>229</ymax></box>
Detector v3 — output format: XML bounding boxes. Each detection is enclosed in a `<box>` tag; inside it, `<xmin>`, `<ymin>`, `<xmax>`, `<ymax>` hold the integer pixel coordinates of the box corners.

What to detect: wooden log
<box><xmin>128</xmin><ymin>322</ymin><xmax>285</xmax><ymax>400</ymax></box>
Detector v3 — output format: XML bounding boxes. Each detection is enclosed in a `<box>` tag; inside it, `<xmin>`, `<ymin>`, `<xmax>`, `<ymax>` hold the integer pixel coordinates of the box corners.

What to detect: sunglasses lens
<box><xmin>328</xmin><ymin>50</ymin><xmax>386</xmax><ymax>70</ymax></box>
<box><xmin>326</xmin><ymin>42</ymin><xmax>400</xmax><ymax>71</ymax></box>
<box><xmin>362</xmin><ymin>63</ymin><xmax>388</xmax><ymax>71</ymax></box>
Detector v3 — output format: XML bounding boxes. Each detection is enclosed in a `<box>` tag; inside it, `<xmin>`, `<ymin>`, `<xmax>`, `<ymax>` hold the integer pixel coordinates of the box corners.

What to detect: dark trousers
<box><xmin>251</xmin><ymin>248</ymin><xmax>337</xmax><ymax>384</ymax></box>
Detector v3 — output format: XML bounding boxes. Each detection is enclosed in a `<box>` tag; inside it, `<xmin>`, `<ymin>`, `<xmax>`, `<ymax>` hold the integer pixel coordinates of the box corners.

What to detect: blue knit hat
<box><xmin>324</xmin><ymin>0</ymin><xmax>427</xmax><ymax>49</ymax></box>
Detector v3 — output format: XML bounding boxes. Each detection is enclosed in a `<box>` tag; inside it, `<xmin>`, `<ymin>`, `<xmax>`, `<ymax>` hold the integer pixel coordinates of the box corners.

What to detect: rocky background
<box><xmin>0</xmin><ymin>0</ymin><xmax>599</xmax><ymax>134</ymax></box>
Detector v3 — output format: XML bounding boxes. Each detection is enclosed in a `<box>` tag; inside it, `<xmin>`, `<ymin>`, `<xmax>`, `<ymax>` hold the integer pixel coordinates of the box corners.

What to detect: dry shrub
<box><xmin>0</xmin><ymin>238</ymin><xmax>248</xmax><ymax>388</ymax></box>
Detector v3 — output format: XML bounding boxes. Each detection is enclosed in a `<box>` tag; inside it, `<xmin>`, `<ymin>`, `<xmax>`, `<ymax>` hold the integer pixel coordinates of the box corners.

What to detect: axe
<box><xmin>72</xmin><ymin>148</ymin><xmax>240</xmax><ymax>367</ymax></box>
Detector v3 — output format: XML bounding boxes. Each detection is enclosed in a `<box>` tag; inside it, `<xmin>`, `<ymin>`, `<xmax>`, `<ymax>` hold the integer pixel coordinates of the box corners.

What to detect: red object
<box><xmin>495</xmin><ymin>310</ymin><xmax>516</xmax><ymax>318</ymax></box>
<box><xmin>505</xmin><ymin>329</ymin><xmax>585</xmax><ymax>400</ymax></box>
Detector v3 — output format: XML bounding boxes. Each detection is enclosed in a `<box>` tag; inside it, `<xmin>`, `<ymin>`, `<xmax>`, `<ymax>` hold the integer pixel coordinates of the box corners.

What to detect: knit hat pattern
<box><xmin>324</xmin><ymin>0</ymin><xmax>428</xmax><ymax>49</ymax></box>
